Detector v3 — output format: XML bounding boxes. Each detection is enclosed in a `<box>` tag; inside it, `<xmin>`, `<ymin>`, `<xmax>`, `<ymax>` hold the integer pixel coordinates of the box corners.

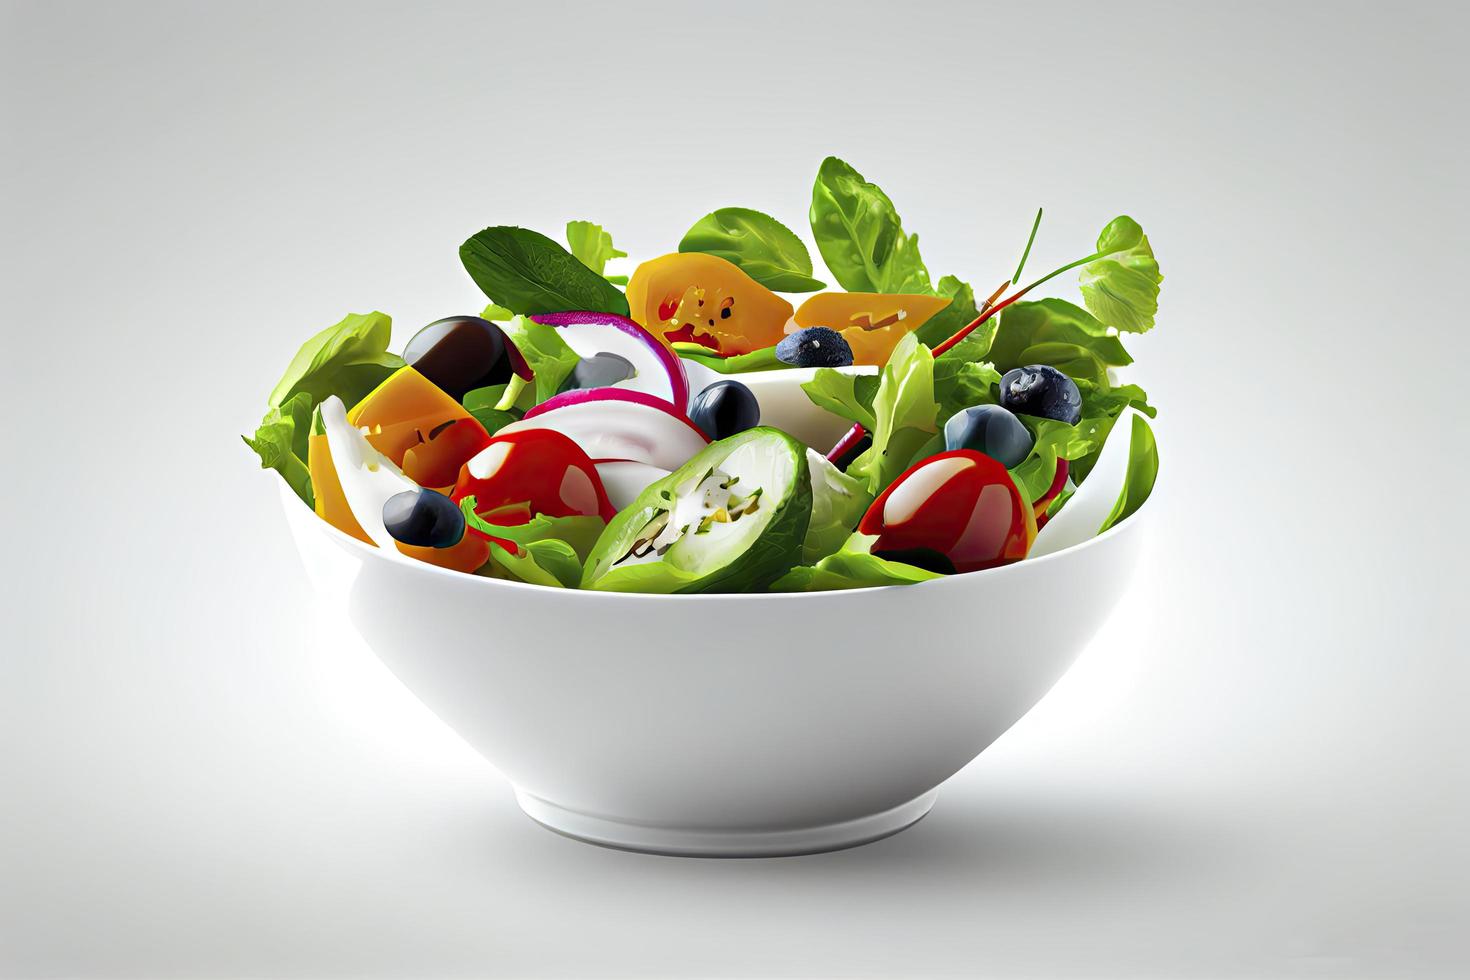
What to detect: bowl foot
<box><xmin>513</xmin><ymin>788</ymin><xmax>938</xmax><ymax>857</ymax></box>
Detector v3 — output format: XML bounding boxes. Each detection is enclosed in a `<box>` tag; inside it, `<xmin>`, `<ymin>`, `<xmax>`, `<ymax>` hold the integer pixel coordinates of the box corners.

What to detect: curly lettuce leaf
<box><xmin>1079</xmin><ymin>216</ymin><xmax>1162</xmax><ymax>333</ymax></box>
<box><xmin>933</xmin><ymin>331</ymin><xmax>1003</xmax><ymax>424</ymax></box>
<box><xmin>810</xmin><ymin>157</ymin><xmax>930</xmax><ymax>295</ymax></box>
<box><xmin>461</xmin><ymin>500</ymin><xmax>606</xmax><ymax>588</ymax></box>
<box><xmin>242</xmin><ymin>390</ymin><xmax>315</xmax><ymax>506</ymax></box>
<box><xmin>680</xmin><ymin>207</ymin><xmax>824</xmax><ymax>292</ymax></box>
<box><xmin>772</xmin><ymin>533</ymin><xmax>942</xmax><ymax>592</ymax></box>
<box><xmin>501</xmin><ymin>312</ymin><xmax>580</xmax><ymax>403</ymax></box>
<box><xmin>848</xmin><ymin>334</ymin><xmax>939</xmax><ymax>495</ymax></box>
<box><xmin>461</xmin><ymin>225</ymin><xmax>630</xmax><ymax>317</ymax></box>
<box><xmin>566</xmin><ymin>220</ymin><xmax>628</xmax><ymax>284</ymax></box>
<box><xmin>266</xmin><ymin>311</ymin><xmax>403</xmax><ymax>411</ymax></box>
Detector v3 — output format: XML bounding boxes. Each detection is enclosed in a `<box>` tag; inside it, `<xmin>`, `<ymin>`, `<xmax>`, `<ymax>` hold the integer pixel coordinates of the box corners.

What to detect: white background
<box><xmin>2</xmin><ymin>1</ymin><xmax>1466</xmax><ymax>977</ymax></box>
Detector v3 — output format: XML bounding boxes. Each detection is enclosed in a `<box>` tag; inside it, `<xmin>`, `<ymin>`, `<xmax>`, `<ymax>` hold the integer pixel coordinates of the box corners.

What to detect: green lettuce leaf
<box><xmin>1007</xmin><ymin>414</ymin><xmax>1112</xmax><ymax>503</ymax></box>
<box><xmin>933</xmin><ymin>331</ymin><xmax>1003</xmax><ymax>423</ymax></box>
<box><xmin>266</xmin><ymin>311</ymin><xmax>403</xmax><ymax>411</ymax></box>
<box><xmin>914</xmin><ymin>274</ymin><xmax>979</xmax><ymax>347</ymax></box>
<box><xmin>1101</xmin><ymin>413</ymin><xmax>1158</xmax><ymax>531</ymax></box>
<box><xmin>565</xmin><ymin>220</ymin><xmax>627</xmax><ymax>284</ymax></box>
<box><xmin>461</xmin><ymin>226</ymin><xmax>630</xmax><ymax>317</ymax></box>
<box><xmin>772</xmin><ymin>533</ymin><xmax>942</xmax><ymax>592</ymax></box>
<box><xmin>1079</xmin><ymin>216</ymin><xmax>1162</xmax><ymax>333</ymax></box>
<box><xmin>800</xmin><ymin>368</ymin><xmax>878</xmax><ymax>431</ymax></box>
<box><xmin>503</xmin><ymin>312</ymin><xmax>580</xmax><ymax>403</ymax></box>
<box><xmin>809</xmin><ymin>157</ymin><xmax>930</xmax><ymax>295</ymax></box>
<box><xmin>849</xmin><ymin>334</ymin><xmax>939</xmax><ymax>494</ymax></box>
<box><xmin>679</xmin><ymin>207</ymin><xmax>825</xmax><ymax>292</ymax></box>
<box><xmin>1066</xmin><ymin>379</ymin><xmax>1156</xmax><ymax>484</ymax></box>
<box><xmin>242</xmin><ymin>390</ymin><xmax>315</xmax><ymax>506</ymax></box>
<box><xmin>802</xmin><ymin>451</ymin><xmax>873</xmax><ymax>565</ymax></box>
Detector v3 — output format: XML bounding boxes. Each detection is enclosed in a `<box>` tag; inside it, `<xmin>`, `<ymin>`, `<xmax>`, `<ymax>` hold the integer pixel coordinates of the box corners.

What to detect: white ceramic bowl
<box><xmin>282</xmin><ymin>462</ymin><xmax>1145</xmax><ymax>855</ymax></box>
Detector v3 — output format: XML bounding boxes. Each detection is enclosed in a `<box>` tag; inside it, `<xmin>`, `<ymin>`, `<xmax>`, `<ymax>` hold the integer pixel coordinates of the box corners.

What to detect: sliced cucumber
<box><xmin>583</xmin><ymin>427</ymin><xmax>812</xmax><ymax>593</ymax></box>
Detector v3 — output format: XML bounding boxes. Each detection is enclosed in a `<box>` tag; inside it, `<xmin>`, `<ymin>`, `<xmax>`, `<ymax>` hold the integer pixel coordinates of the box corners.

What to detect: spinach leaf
<box><xmin>990</xmin><ymin>298</ymin><xmax>1133</xmax><ymax>379</ymax></box>
<box><xmin>679</xmin><ymin>207</ymin><xmax>824</xmax><ymax>292</ymax></box>
<box><xmin>242</xmin><ymin>390</ymin><xmax>316</xmax><ymax>506</ymax></box>
<box><xmin>565</xmin><ymin>220</ymin><xmax>627</xmax><ymax>284</ymax></box>
<box><xmin>266</xmin><ymin>311</ymin><xmax>403</xmax><ymax>410</ymax></box>
<box><xmin>809</xmin><ymin>157</ymin><xmax>930</xmax><ymax>295</ymax></box>
<box><xmin>1079</xmin><ymin>216</ymin><xmax>1161</xmax><ymax>333</ymax></box>
<box><xmin>914</xmin><ymin>275</ymin><xmax>979</xmax><ymax>347</ymax></box>
<box><xmin>461</xmin><ymin>226</ymin><xmax>630</xmax><ymax>316</ymax></box>
<box><xmin>1100</xmin><ymin>413</ymin><xmax>1158</xmax><ymax>531</ymax></box>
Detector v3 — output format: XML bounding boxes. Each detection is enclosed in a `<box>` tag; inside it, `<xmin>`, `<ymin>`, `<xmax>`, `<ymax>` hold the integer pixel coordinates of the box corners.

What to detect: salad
<box><xmin>244</xmin><ymin>157</ymin><xmax>1161</xmax><ymax>593</ymax></box>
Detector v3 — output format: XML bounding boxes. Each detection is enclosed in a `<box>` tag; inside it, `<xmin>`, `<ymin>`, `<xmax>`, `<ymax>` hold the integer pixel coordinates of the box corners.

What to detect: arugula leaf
<box><xmin>1078</xmin><ymin>216</ymin><xmax>1161</xmax><ymax>333</ymax></box>
<box><xmin>800</xmin><ymin>368</ymin><xmax>878</xmax><ymax>431</ymax></box>
<box><xmin>990</xmin><ymin>299</ymin><xmax>1133</xmax><ymax>383</ymax></box>
<box><xmin>848</xmin><ymin>334</ymin><xmax>939</xmax><ymax>495</ymax></box>
<box><xmin>809</xmin><ymin>157</ymin><xmax>930</xmax><ymax>295</ymax></box>
<box><xmin>461</xmin><ymin>226</ymin><xmax>630</xmax><ymax>317</ymax></box>
<box><xmin>503</xmin><ymin>313</ymin><xmax>580</xmax><ymax>402</ymax></box>
<box><xmin>1100</xmin><ymin>413</ymin><xmax>1158</xmax><ymax>531</ymax></box>
<box><xmin>673</xmin><ymin>344</ymin><xmax>785</xmax><ymax>375</ymax></box>
<box><xmin>914</xmin><ymin>275</ymin><xmax>979</xmax><ymax>347</ymax></box>
<box><xmin>242</xmin><ymin>391</ymin><xmax>315</xmax><ymax>506</ymax></box>
<box><xmin>679</xmin><ymin>207</ymin><xmax>825</xmax><ymax>292</ymax></box>
<box><xmin>802</xmin><ymin>451</ymin><xmax>873</xmax><ymax>565</ymax></box>
<box><xmin>266</xmin><ymin>311</ymin><xmax>403</xmax><ymax>411</ymax></box>
<box><xmin>565</xmin><ymin>220</ymin><xmax>627</xmax><ymax>283</ymax></box>
<box><xmin>772</xmin><ymin>533</ymin><xmax>942</xmax><ymax>592</ymax></box>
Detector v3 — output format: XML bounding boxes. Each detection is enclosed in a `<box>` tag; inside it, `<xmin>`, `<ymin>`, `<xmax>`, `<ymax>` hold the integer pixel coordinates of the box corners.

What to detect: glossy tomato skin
<box><xmin>858</xmin><ymin>450</ymin><xmax>1036</xmax><ymax>574</ymax></box>
<box><xmin>451</xmin><ymin>428</ymin><xmax>615</xmax><ymax>529</ymax></box>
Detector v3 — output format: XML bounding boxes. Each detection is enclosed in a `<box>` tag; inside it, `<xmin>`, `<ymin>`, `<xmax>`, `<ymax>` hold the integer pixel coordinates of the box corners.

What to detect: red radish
<box><xmin>499</xmin><ymin>388</ymin><xmax>708</xmax><ymax>472</ymax></box>
<box><xmin>858</xmin><ymin>450</ymin><xmax>1036</xmax><ymax>574</ymax></box>
<box><xmin>531</xmin><ymin>311</ymin><xmax>689</xmax><ymax>409</ymax></box>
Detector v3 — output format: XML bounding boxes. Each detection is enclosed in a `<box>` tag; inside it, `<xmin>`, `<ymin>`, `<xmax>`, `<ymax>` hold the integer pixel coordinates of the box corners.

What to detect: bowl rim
<box><xmin>279</xmin><ymin>479</ymin><xmax>1148</xmax><ymax>602</ymax></box>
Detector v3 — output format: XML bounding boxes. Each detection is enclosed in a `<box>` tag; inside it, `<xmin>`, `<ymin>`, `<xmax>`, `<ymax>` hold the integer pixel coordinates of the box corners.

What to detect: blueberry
<box><xmin>689</xmin><ymin>380</ymin><xmax>760</xmax><ymax>441</ymax></box>
<box><xmin>403</xmin><ymin>316</ymin><xmax>521</xmax><ymax>401</ymax></box>
<box><xmin>382</xmin><ymin>488</ymin><xmax>466</xmax><ymax>549</ymax></box>
<box><xmin>775</xmin><ymin>327</ymin><xmax>854</xmax><ymax>368</ymax></box>
<box><xmin>943</xmin><ymin>405</ymin><xmax>1034</xmax><ymax>468</ymax></box>
<box><xmin>998</xmin><ymin>365</ymin><xmax>1082</xmax><ymax>425</ymax></box>
<box><xmin>560</xmin><ymin>352</ymin><xmax>636</xmax><ymax>393</ymax></box>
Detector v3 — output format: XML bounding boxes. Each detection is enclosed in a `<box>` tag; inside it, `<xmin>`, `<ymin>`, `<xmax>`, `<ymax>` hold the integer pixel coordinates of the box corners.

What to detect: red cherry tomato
<box><xmin>451</xmin><ymin>429</ymin><xmax>616</xmax><ymax>536</ymax></box>
<box><xmin>858</xmin><ymin>450</ymin><xmax>1036</xmax><ymax>574</ymax></box>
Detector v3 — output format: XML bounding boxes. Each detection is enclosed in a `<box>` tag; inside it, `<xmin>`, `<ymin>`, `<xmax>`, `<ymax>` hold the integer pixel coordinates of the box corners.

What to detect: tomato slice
<box><xmin>858</xmin><ymin>450</ymin><xmax>1036</xmax><ymax>573</ymax></box>
<box><xmin>451</xmin><ymin>429</ymin><xmax>616</xmax><ymax>538</ymax></box>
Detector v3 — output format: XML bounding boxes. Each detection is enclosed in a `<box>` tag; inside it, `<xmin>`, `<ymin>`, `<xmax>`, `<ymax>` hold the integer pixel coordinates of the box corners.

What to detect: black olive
<box><xmin>775</xmin><ymin>327</ymin><xmax>854</xmax><ymax>368</ymax></box>
<box><xmin>688</xmin><ymin>380</ymin><xmax>761</xmax><ymax>441</ymax></box>
<box><xmin>382</xmin><ymin>489</ymin><xmax>466</xmax><ymax>549</ymax></box>
<box><xmin>403</xmin><ymin>316</ymin><xmax>522</xmax><ymax>402</ymax></box>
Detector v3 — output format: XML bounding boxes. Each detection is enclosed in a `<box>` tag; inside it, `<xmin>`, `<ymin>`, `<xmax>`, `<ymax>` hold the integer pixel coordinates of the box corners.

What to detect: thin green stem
<box><xmin>1011</xmin><ymin>207</ymin><xmax>1043</xmax><ymax>285</ymax></box>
